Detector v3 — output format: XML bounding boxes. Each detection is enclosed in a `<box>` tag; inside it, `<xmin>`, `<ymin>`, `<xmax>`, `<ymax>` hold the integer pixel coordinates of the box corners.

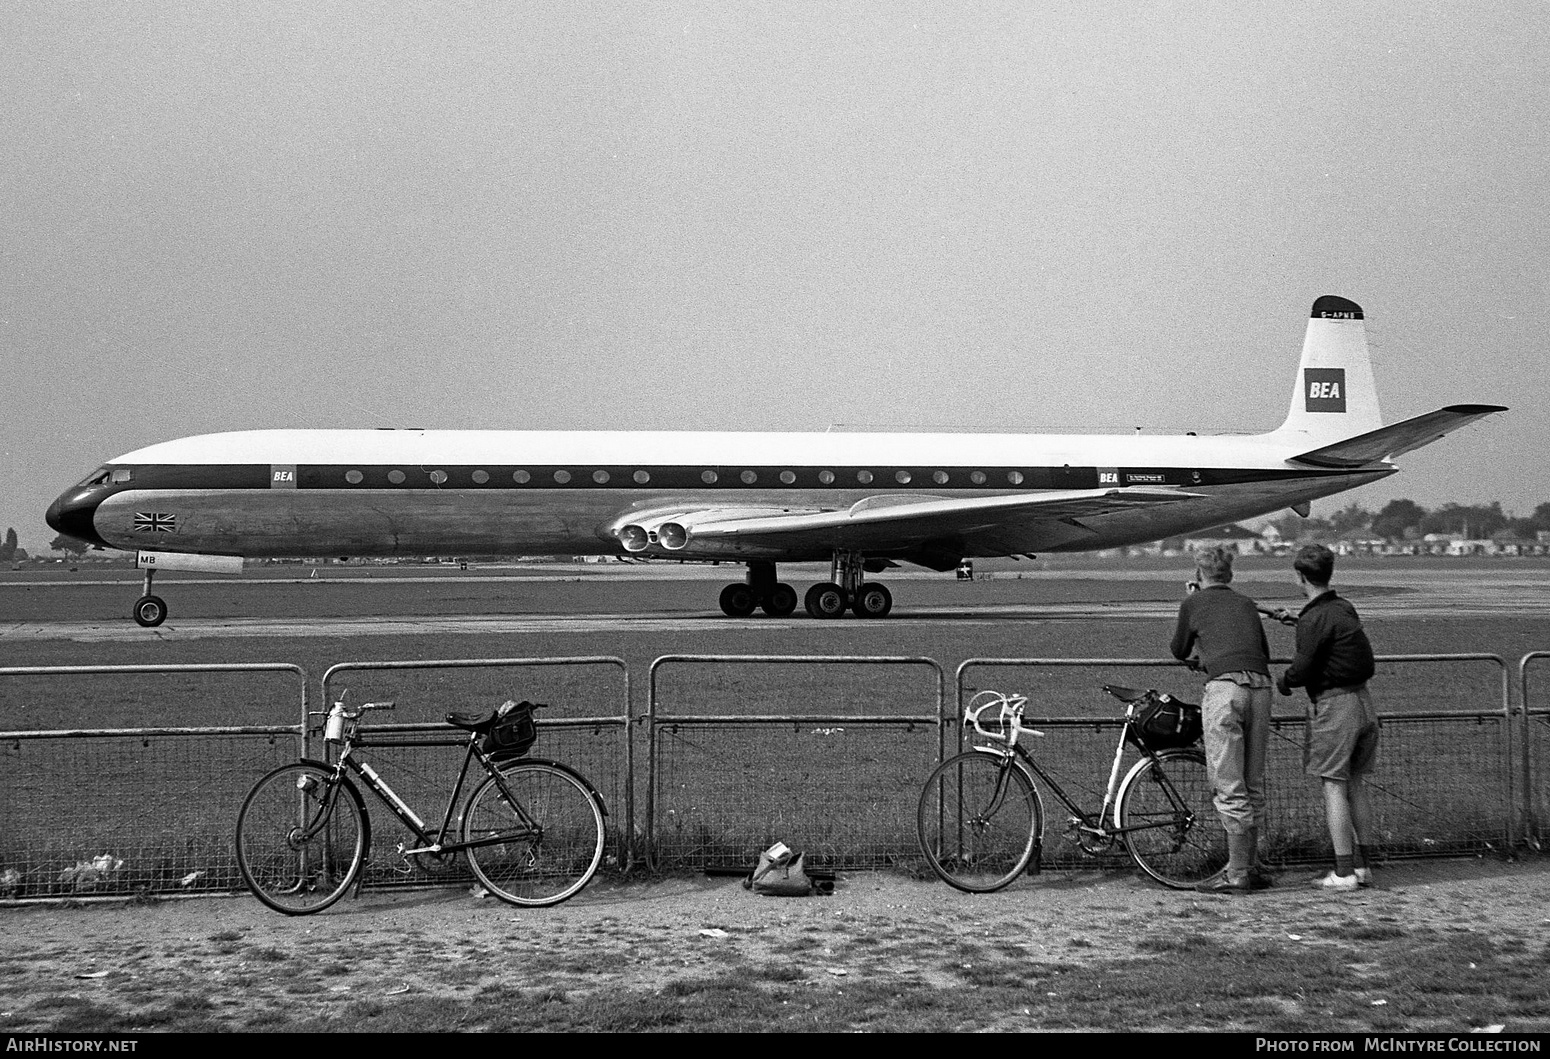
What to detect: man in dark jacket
<box><xmin>1170</xmin><ymin>546</ymin><xmax>1273</xmax><ymax>893</ymax></box>
<box><xmin>1273</xmin><ymin>544</ymin><xmax>1379</xmax><ymax>891</ymax></box>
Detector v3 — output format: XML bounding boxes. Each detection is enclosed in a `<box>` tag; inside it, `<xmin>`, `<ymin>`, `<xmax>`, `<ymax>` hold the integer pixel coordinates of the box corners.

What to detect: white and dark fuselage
<box><xmin>44</xmin><ymin>296</ymin><xmax>1505</xmax><ymax>624</ymax></box>
<box><xmin>47</xmin><ymin>428</ymin><xmax>1387</xmax><ymax>562</ymax></box>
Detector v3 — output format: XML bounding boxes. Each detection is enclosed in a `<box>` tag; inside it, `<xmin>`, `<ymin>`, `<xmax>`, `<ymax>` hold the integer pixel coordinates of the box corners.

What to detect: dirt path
<box><xmin>2</xmin><ymin>857</ymin><xmax>1547</xmax><ymax>1033</ymax></box>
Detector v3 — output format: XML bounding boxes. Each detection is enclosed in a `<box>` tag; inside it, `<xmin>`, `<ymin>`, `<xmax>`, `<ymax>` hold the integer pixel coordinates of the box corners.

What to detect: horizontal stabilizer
<box><xmin>1288</xmin><ymin>404</ymin><xmax>1506</xmax><ymax>468</ymax></box>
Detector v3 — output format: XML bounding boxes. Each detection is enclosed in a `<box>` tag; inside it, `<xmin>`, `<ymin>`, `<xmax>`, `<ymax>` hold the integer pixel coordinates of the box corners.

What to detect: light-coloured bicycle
<box><xmin>917</xmin><ymin>686</ymin><xmax>1224</xmax><ymax>892</ymax></box>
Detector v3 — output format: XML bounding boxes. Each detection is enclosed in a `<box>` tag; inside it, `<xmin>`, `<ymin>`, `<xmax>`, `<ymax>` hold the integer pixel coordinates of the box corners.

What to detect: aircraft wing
<box><xmin>676</xmin><ymin>487</ymin><xmax>1203</xmax><ymax>557</ymax></box>
<box><xmin>1289</xmin><ymin>404</ymin><xmax>1507</xmax><ymax>468</ymax></box>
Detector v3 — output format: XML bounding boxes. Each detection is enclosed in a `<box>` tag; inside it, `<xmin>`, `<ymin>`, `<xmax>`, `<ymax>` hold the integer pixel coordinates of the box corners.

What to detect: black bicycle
<box><xmin>917</xmin><ymin>686</ymin><xmax>1224</xmax><ymax>892</ymax></box>
<box><xmin>235</xmin><ymin>693</ymin><xmax>607</xmax><ymax>914</ymax></box>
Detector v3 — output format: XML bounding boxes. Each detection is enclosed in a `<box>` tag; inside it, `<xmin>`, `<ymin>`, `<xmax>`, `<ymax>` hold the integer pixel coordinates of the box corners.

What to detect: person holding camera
<box><xmin>1169</xmin><ymin>545</ymin><xmax>1273</xmax><ymax>894</ymax></box>
<box><xmin>1272</xmin><ymin>544</ymin><xmax>1379</xmax><ymax>891</ymax></box>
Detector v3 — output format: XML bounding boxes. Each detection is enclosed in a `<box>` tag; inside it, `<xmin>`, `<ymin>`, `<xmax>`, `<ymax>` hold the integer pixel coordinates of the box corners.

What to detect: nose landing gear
<box><xmin>133</xmin><ymin>567</ymin><xmax>168</xmax><ymax>627</ymax></box>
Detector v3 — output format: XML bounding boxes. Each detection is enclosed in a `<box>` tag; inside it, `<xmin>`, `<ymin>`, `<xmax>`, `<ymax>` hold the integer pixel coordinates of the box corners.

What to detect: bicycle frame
<box><xmin>965</xmin><ymin>695</ymin><xmax>1190</xmax><ymax>844</ymax></box>
<box><xmin>308</xmin><ymin>723</ymin><xmax>545</xmax><ymax>862</ymax></box>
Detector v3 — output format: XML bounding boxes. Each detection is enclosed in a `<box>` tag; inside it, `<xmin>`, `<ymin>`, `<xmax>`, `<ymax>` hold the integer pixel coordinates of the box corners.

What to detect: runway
<box><xmin>5</xmin><ymin>562</ymin><xmax>1549</xmax><ymax>643</ymax></box>
<box><xmin>8</xmin><ymin>594</ymin><xmax>1550</xmax><ymax>642</ymax></box>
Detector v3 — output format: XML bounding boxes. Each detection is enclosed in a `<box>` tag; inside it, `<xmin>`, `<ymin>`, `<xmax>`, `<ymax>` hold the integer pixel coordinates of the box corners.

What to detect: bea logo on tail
<box><xmin>1305</xmin><ymin>368</ymin><xmax>1346</xmax><ymax>412</ymax></box>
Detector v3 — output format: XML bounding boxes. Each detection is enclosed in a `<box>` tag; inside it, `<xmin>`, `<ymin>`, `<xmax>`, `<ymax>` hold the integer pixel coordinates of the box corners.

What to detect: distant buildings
<box><xmin>1106</xmin><ymin>523</ymin><xmax>1550</xmax><ymax>559</ymax></box>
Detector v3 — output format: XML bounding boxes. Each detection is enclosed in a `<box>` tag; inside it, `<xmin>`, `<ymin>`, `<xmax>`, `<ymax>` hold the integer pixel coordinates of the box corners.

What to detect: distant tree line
<box><xmin>1267</xmin><ymin>501</ymin><xmax>1550</xmax><ymax>544</ymax></box>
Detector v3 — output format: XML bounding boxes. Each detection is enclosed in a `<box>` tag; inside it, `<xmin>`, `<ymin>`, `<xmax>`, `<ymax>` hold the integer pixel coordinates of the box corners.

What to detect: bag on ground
<box><xmin>748</xmin><ymin>841</ymin><xmax>814</xmax><ymax>897</ymax></box>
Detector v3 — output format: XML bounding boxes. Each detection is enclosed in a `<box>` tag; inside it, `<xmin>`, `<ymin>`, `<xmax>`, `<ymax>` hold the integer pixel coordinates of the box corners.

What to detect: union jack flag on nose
<box><xmin>132</xmin><ymin>512</ymin><xmax>178</xmax><ymax>532</ymax></box>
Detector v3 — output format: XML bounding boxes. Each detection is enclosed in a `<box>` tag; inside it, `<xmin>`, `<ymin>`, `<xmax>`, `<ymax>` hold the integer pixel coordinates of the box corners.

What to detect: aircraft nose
<box><xmin>45</xmin><ymin>487</ymin><xmax>110</xmax><ymax>549</ymax></box>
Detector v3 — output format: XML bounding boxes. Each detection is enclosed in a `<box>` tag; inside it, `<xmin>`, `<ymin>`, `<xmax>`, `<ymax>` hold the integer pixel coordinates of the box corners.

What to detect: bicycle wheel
<box><xmin>462</xmin><ymin>760</ymin><xmax>606</xmax><ymax>907</ymax></box>
<box><xmin>235</xmin><ymin>761</ymin><xmax>367</xmax><ymax>915</ymax></box>
<box><xmin>917</xmin><ymin>751</ymin><xmax>1043</xmax><ymax>893</ymax></box>
<box><xmin>1116</xmin><ymin>748</ymin><xmax>1226</xmax><ymax>888</ymax></box>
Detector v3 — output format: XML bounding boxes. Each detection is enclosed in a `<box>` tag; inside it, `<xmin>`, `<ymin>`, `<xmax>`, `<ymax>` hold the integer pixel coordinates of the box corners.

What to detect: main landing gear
<box><xmin>133</xmin><ymin>567</ymin><xmax>168</xmax><ymax>627</ymax></box>
<box><xmin>717</xmin><ymin>554</ymin><xmax>894</xmax><ymax>620</ymax></box>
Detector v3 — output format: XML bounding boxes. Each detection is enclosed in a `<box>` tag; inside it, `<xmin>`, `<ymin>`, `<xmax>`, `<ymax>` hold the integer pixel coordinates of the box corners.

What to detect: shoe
<box><xmin>1354</xmin><ymin>867</ymin><xmax>1373</xmax><ymax>888</ymax></box>
<box><xmin>1313</xmin><ymin>870</ymin><xmax>1359</xmax><ymax>891</ymax></box>
<box><xmin>1195</xmin><ymin>870</ymin><xmax>1253</xmax><ymax>894</ymax></box>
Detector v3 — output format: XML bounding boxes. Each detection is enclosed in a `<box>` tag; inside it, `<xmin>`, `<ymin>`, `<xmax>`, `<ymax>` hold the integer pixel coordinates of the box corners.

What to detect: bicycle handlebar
<box><xmin>963</xmin><ymin>690</ymin><xmax>1043</xmax><ymax>746</ymax></box>
<box><xmin>321</xmin><ymin>692</ymin><xmax>395</xmax><ymax>742</ymax></box>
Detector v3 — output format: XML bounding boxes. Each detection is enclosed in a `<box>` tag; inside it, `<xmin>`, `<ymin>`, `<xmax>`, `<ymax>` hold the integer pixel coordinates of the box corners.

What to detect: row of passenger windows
<box><xmin>340</xmin><ymin>468</ymin><xmax>1033</xmax><ymax>486</ymax></box>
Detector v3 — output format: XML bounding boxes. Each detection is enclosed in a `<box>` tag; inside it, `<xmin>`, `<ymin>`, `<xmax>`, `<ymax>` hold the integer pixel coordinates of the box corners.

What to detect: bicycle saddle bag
<box><xmin>481</xmin><ymin>699</ymin><xmax>541</xmax><ymax>760</ymax></box>
<box><xmin>1130</xmin><ymin>691</ymin><xmax>1202</xmax><ymax>752</ymax></box>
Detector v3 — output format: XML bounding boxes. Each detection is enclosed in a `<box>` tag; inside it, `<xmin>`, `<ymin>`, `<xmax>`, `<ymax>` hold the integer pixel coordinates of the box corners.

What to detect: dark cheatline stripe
<box><xmin>95</xmin><ymin>463</ymin><xmax>1361</xmax><ymax>493</ymax></box>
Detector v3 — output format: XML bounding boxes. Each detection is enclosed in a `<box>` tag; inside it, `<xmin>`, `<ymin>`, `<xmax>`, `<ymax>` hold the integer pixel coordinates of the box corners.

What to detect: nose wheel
<box><xmin>133</xmin><ymin>594</ymin><xmax>168</xmax><ymax>627</ymax></box>
<box><xmin>131</xmin><ymin>565</ymin><xmax>168</xmax><ymax>627</ymax></box>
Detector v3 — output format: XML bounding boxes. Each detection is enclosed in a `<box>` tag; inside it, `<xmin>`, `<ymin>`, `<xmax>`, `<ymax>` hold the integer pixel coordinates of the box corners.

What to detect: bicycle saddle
<box><xmin>444</xmin><ymin>709</ymin><xmax>500</xmax><ymax>733</ymax></box>
<box><xmin>1102</xmin><ymin>684</ymin><xmax>1152</xmax><ymax>703</ymax></box>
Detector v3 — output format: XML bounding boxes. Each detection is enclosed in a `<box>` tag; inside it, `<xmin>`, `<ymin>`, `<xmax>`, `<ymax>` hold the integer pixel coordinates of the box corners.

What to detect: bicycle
<box><xmin>235</xmin><ymin>693</ymin><xmax>608</xmax><ymax>914</ymax></box>
<box><xmin>917</xmin><ymin>685</ymin><xmax>1224</xmax><ymax>893</ymax></box>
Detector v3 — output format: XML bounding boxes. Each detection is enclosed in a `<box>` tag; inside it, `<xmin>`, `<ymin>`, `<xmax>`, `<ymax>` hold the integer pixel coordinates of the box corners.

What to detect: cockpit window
<box><xmin>77</xmin><ymin>468</ymin><xmax>111</xmax><ymax>487</ymax></box>
<box><xmin>110</xmin><ymin>468</ymin><xmax>134</xmax><ymax>484</ymax></box>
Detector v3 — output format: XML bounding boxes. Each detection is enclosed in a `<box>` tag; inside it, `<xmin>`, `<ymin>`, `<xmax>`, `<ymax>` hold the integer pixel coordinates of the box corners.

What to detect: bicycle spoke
<box><xmin>236</xmin><ymin>762</ymin><xmax>366</xmax><ymax>915</ymax></box>
<box><xmin>463</xmin><ymin>762</ymin><xmax>605</xmax><ymax>907</ymax></box>
<box><xmin>917</xmin><ymin>752</ymin><xmax>1042</xmax><ymax>893</ymax></box>
<box><xmin>1118</xmin><ymin>750</ymin><xmax>1226</xmax><ymax>888</ymax></box>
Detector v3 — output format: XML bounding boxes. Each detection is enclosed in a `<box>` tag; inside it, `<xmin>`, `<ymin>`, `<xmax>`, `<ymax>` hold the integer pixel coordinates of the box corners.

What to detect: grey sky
<box><xmin>3</xmin><ymin>2</ymin><xmax>1546</xmax><ymax>553</ymax></box>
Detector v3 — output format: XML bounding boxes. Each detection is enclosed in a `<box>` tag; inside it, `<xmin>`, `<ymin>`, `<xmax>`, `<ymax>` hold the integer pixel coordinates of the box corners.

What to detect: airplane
<box><xmin>46</xmin><ymin>295</ymin><xmax>1505</xmax><ymax>627</ymax></box>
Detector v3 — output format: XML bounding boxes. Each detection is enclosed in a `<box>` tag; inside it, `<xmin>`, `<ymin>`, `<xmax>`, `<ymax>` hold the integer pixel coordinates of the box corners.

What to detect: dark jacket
<box><xmin>1170</xmin><ymin>584</ymin><xmax>1271</xmax><ymax>678</ymax></box>
<box><xmin>1278</xmin><ymin>590</ymin><xmax>1375</xmax><ymax>701</ymax></box>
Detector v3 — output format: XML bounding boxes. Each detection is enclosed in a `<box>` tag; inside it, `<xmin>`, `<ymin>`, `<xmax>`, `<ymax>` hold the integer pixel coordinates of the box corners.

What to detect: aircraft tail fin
<box><xmin>1269</xmin><ymin>295</ymin><xmax>1382</xmax><ymax>447</ymax></box>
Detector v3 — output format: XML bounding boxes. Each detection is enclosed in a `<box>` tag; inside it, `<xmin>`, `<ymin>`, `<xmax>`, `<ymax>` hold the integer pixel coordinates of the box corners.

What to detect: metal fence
<box><xmin>0</xmin><ymin>650</ymin><xmax>1538</xmax><ymax>903</ymax></box>
<box><xmin>0</xmin><ymin>664</ymin><xmax>308</xmax><ymax>900</ymax></box>
<box><xmin>318</xmin><ymin>657</ymin><xmax>631</xmax><ymax>885</ymax></box>
<box><xmin>957</xmin><ymin>654</ymin><xmax>1515</xmax><ymax>866</ymax></box>
<box><xmin>646</xmin><ymin>655</ymin><xmax>944</xmax><ymax>872</ymax></box>
<box><xmin>1518</xmin><ymin>652</ymin><xmax>1550</xmax><ymax>849</ymax></box>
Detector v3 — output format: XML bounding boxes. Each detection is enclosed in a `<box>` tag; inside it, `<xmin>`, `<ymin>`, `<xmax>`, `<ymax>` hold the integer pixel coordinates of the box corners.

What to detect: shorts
<box><xmin>1303</xmin><ymin>685</ymin><xmax>1379</xmax><ymax>782</ymax></box>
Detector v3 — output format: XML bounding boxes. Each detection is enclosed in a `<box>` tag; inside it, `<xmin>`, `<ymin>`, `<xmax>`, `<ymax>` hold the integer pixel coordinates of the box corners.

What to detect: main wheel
<box><xmin>133</xmin><ymin>595</ymin><xmax>167</xmax><ymax>627</ymax></box>
<box><xmin>761</xmin><ymin>582</ymin><xmax>798</xmax><ymax>617</ymax></box>
<box><xmin>1116</xmin><ymin>748</ymin><xmax>1226</xmax><ymax>888</ymax></box>
<box><xmin>463</xmin><ymin>761</ymin><xmax>606</xmax><ymax>907</ymax></box>
<box><xmin>804</xmin><ymin>583</ymin><xmax>847</xmax><ymax>618</ymax></box>
<box><xmin>917</xmin><ymin>751</ymin><xmax>1043</xmax><ymax>893</ymax></box>
<box><xmin>719</xmin><ymin>583</ymin><xmax>758</xmax><ymax>617</ymax></box>
<box><xmin>235</xmin><ymin>761</ymin><xmax>367</xmax><ymax>915</ymax></box>
<box><xmin>852</xmin><ymin>583</ymin><xmax>893</xmax><ymax>618</ymax></box>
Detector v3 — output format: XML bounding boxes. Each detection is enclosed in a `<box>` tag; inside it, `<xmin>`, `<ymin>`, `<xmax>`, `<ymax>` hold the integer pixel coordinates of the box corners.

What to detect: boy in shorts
<box><xmin>1272</xmin><ymin>544</ymin><xmax>1379</xmax><ymax>890</ymax></box>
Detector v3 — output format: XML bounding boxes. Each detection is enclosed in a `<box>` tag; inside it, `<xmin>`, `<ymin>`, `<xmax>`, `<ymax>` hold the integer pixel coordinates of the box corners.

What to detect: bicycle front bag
<box><xmin>482</xmin><ymin>699</ymin><xmax>540</xmax><ymax>760</ymax></box>
<box><xmin>1131</xmin><ymin>691</ymin><xmax>1202</xmax><ymax>752</ymax></box>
